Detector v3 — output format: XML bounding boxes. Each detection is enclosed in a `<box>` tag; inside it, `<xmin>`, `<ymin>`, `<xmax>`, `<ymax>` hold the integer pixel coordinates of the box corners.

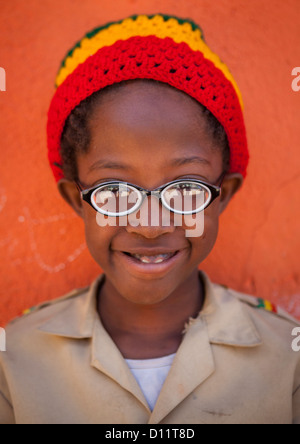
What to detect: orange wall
<box><xmin>0</xmin><ymin>0</ymin><xmax>299</xmax><ymax>326</ymax></box>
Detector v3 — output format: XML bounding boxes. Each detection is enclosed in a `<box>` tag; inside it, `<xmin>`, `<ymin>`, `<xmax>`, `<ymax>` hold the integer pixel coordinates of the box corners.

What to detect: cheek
<box><xmin>82</xmin><ymin>207</ymin><xmax>117</xmax><ymax>266</ymax></box>
<box><xmin>186</xmin><ymin>209</ymin><xmax>219</xmax><ymax>263</ymax></box>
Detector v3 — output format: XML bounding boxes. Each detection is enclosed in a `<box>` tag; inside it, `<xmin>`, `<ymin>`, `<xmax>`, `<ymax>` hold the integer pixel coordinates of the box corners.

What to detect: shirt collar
<box><xmin>199</xmin><ymin>272</ymin><xmax>262</xmax><ymax>347</ymax></box>
<box><xmin>38</xmin><ymin>271</ymin><xmax>262</xmax><ymax>347</ymax></box>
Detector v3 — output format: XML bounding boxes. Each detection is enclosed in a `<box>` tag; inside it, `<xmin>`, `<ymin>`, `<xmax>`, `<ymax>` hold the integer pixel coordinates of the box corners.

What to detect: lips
<box><xmin>112</xmin><ymin>247</ymin><xmax>189</xmax><ymax>279</ymax></box>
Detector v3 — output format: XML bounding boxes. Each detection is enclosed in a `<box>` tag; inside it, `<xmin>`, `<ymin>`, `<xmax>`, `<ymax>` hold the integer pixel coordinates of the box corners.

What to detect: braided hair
<box><xmin>60</xmin><ymin>80</ymin><xmax>230</xmax><ymax>181</ymax></box>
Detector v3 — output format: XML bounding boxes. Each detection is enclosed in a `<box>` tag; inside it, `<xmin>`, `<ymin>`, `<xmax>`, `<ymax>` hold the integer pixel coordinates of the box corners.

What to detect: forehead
<box><xmin>78</xmin><ymin>81</ymin><xmax>223</xmax><ymax>180</ymax></box>
<box><xmin>89</xmin><ymin>80</ymin><xmax>209</xmax><ymax>141</ymax></box>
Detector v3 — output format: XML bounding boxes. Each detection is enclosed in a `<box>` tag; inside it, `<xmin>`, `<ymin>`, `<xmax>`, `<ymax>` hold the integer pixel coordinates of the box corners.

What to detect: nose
<box><xmin>125</xmin><ymin>194</ymin><xmax>176</xmax><ymax>238</ymax></box>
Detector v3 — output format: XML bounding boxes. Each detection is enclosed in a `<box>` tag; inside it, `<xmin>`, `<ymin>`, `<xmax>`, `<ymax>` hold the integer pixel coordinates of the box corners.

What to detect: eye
<box><xmin>106</xmin><ymin>185</ymin><xmax>119</xmax><ymax>192</ymax></box>
<box><xmin>172</xmin><ymin>182</ymin><xmax>206</xmax><ymax>196</ymax></box>
<box><xmin>162</xmin><ymin>181</ymin><xmax>211</xmax><ymax>214</ymax></box>
<box><xmin>177</xmin><ymin>183</ymin><xmax>196</xmax><ymax>193</ymax></box>
<box><xmin>106</xmin><ymin>185</ymin><xmax>129</xmax><ymax>197</ymax></box>
<box><xmin>90</xmin><ymin>183</ymin><xmax>143</xmax><ymax>216</ymax></box>
<box><xmin>94</xmin><ymin>183</ymin><xmax>132</xmax><ymax>202</ymax></box>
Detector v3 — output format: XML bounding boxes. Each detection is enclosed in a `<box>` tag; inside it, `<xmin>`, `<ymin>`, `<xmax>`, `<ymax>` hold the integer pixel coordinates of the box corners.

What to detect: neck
<box><xmin>97</xmin><ymin>269</ymin><xmax>204</xmax><ymax>359</ymax></box>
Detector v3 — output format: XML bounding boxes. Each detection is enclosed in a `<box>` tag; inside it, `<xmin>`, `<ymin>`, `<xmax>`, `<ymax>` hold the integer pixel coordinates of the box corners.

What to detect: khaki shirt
<box><xmin>0</xmin><ymin>272</ymin><xmax>299</xmax><ymax>424</ymax></box>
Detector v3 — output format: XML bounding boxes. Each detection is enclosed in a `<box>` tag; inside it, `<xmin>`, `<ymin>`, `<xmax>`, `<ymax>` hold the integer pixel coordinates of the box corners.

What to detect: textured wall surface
<box><xmin>0</xmin><ymin>0</ymin><xmax>299</xmax><ymax>326</ymax></box>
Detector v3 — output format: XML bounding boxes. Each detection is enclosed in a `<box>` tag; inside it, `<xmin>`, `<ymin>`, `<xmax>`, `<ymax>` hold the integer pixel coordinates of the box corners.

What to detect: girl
<box><xmin>1</xmin><ymin>14</ymin><xmax>299</xmax><ymax>424</ymax></box>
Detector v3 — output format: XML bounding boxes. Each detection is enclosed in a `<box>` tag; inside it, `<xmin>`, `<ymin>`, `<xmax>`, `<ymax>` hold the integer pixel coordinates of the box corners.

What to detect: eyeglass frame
<box><xmin>76</xmin><ymin>171</ymin><xmax>227</xmax><ymax>217</ymax></box>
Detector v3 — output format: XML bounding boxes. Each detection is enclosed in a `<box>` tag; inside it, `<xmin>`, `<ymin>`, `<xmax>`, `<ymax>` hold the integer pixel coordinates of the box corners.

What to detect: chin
<box><xmin>116</xmin><ymin>275</ymin><xmax>181</xmax><ymax>306</ymax></box>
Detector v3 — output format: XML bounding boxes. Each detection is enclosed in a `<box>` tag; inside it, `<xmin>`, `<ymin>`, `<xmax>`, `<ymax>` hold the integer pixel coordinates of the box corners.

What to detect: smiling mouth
<box><xmin>114</xmin><ymin>248</ymin><xmax>188</xmax><ymax>279</ymax></box>
<box><xmin>123</xmin><ymin>251</ymin><xmax>178</xmax><ymax>264</ymax></box>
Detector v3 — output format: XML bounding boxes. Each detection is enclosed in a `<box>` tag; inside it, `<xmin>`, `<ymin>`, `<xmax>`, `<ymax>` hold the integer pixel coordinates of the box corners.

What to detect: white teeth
<box><xmin>132</xmin><ymin>253</ymin><xmax>173</xmax><ymax>264</ymax></box>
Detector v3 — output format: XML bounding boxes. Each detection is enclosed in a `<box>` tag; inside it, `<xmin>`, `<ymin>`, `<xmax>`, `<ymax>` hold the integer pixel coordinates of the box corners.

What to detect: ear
<box><xmin>57</xmin><ymin>179</ymin><xmax>84</xmax><ymax>218</ymax></box>
<box><xmin>218</xmin><ymin>173</ymin><xmax>244</xmax><ymax>214</ymax></box>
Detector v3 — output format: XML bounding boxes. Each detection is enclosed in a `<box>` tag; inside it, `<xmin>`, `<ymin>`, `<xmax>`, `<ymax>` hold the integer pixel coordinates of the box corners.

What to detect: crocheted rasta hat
<box><xmin>47</xmin><ymin>14</ymin><xmax>248</xmax><ymax>182</ymax></box>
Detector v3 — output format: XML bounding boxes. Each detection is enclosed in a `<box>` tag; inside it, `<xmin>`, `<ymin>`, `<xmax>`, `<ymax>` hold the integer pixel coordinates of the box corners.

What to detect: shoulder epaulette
<box><xmin>254</xmin><ymin>297</ymin><xmax>299</xmax><ymax>324</ymax></box>
<box><xmin>21</xmin><ymin>286</ymin><xmax>89</xmax><ymax>317</ymax></box>
<box><xmin>223</xmin><ymin>286</ymin><xmax>300</xmax><ymax>325</ymax></box>
<box><xmin>242</xmin><ymin>297</ymin><xmax>298</xmax><ymax>325</ymax></box>
<box><xmin>255</xmin><ymin>298</ymin><xmax>278</xmax><ymax>314</ymax></box>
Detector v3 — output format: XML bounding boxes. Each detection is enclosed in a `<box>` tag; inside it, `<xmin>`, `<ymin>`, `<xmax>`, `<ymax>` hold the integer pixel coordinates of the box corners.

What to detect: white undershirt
<box><xmin>126</xmin><ymin>353</ymin><xmax>176</xmax><ymax>411</ymax></box>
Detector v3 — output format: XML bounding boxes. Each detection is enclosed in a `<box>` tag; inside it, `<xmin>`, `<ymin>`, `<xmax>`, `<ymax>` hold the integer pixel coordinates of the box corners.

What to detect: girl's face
<box><xmin>59</xmin><ymin>81</ymin><xmax>242</xmax><ymax>306</ymax></box>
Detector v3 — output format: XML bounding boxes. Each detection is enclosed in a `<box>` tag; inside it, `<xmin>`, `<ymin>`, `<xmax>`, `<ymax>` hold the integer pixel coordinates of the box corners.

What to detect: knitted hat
<box><xmin>47</xmin><ymin>14</ymin><xmax>248</xmax><ymax>182</ymax></box>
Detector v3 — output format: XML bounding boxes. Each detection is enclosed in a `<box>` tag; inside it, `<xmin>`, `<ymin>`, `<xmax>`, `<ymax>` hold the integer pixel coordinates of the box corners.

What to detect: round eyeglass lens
<box><xmin>162</xmin><ymin>181</ymin><xmax>211</xmax><ymax>214</ymax></box>
<box><xmin>91</xmin><ymin>183</ymin><xmax>143</xmax><ymax>216</ymax></box>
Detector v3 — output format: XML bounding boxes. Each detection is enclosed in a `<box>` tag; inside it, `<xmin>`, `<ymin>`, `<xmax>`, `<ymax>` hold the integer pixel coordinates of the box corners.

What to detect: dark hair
<box><xmin>60</xmin><ymin>80</ymin><xmax>230</xmax><ymax>181</ymax></box>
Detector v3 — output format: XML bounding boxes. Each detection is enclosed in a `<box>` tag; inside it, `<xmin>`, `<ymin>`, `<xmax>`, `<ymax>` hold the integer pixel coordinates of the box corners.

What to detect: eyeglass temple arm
<box><xmin>217</xmin><ymin>170</ymin><xmax>228</xmax><ymax>187</ymax></box>
<box><xmin>75</xmin><ymin>180</ymin><xmax>85</xmax><ymax>193</ymax></box>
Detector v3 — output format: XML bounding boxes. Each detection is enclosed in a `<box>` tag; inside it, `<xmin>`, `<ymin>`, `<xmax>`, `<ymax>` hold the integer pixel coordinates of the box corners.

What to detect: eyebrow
<box><xmin>169</xmin><ymin>156</ymin><xmax>211</xmax><ymax>167</ymax></box>
<box><xmin>89</xmin><ymin>155</ymin><xmax>210</xmax><ymax>172</ymax></box>
<box><xmin>89</xmin><ymin>160</ymin><xmax>131</xmax><ymax>171</ymax></box>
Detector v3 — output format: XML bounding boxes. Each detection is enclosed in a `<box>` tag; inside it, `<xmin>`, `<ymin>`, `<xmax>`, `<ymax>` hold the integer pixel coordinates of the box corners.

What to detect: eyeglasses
<box><xmin>76</xmin><ymin>173</ymin><xmax>226</xmax><ymax>217</ymax></box>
